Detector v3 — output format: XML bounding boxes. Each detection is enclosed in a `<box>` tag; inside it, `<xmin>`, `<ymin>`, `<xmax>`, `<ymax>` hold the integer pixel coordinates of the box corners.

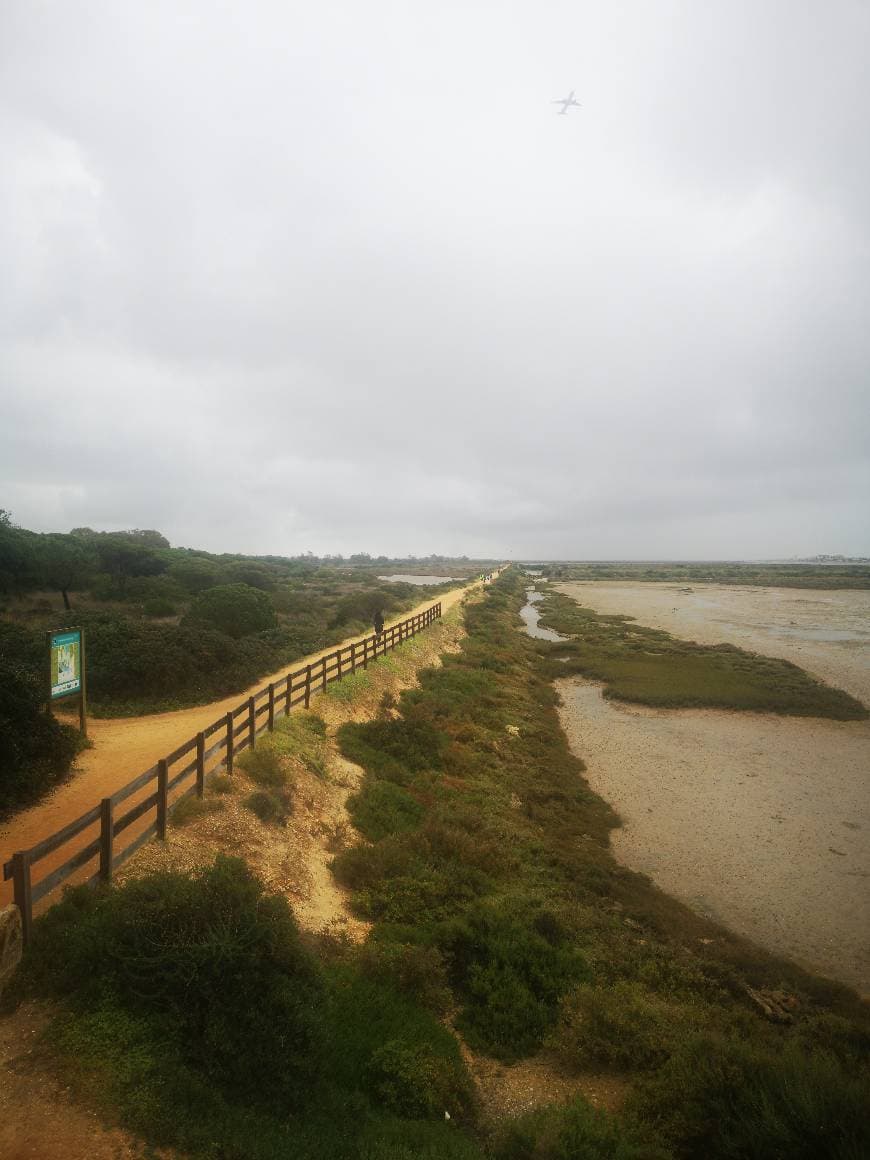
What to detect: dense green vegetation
<box><xmin>6</xmin><ymin>572</ymin><xmax>868</xmax><ymax>1157</ymax></box>
<box><xmin>0</xmin><ymin>632</ymin><xmax>83</xmax><ymax>818</ymax></box>
<box><xmin>7</xmin><ymin>858</ymin><xmax>478</xmax><ymax>1159</ymax></box>
<box><xmin>332</xmin><ymin>571</ymin><xmax>869</xmax><ymax>1156</ymax></box>
<box><xmin>533</xmin><ymin>590</ymin><xmax>867</xmax><ymax>719</ymax></box>
<box><xmin>534</xmin><ymin>560</ymin><xmax>870</xmax><ymax>589</ymax></box>
<box><xmin>0</xmin><ymin>512</ymin><xmax>475</xmax><ymax>718</ymax></box>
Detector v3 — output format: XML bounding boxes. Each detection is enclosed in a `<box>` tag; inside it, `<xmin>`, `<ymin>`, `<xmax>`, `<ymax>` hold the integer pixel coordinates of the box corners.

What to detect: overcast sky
<box><xmin>1</xmin><ymin>1</ymin><xmax>868</xmax><ymax>559</ymax></box>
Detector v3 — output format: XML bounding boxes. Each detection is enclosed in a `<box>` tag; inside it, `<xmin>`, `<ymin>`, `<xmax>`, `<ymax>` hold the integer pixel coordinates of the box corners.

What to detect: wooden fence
<box><xmin>3</xmin><ymin>601</ymin><xmax>442</xmax><ymax>943</ymax></box>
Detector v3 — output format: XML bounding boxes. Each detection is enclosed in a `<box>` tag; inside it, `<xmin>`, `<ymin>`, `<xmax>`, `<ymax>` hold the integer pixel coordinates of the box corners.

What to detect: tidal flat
<box><xmin>549</xmin><ymin>581</ymin><xmax>870</xmax><ymax>994</ymax></box>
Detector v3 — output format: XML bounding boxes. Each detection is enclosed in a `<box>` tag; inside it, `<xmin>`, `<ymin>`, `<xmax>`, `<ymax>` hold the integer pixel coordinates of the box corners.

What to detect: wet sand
<box><xmin>547</xmin><ymin>582</ymin><xmax>870</xmax><ymax>994</ymax></box>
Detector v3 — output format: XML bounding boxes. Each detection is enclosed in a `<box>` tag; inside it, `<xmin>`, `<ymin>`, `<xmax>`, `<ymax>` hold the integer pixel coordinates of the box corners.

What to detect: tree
<box><xmin>183</xmin><ymin>583</ymin><xmax>277</xmax><ymax>639</ymax></box>
<box><xmin>36</xmin><ymin>534</ymin><xmax>96</xmax><ymax>610</ymax></box>
<box><xmin>0</xmin><ymin>510</ymin><xmax>38</xmax><ymax>597</ymax></box>
<box><xmin>94</xmin><ymin>533</ymin><xmax>167</xmax><ymax>592</ymax></box>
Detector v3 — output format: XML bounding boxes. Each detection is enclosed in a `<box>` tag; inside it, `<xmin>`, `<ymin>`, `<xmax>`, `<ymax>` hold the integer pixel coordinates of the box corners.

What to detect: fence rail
<box><xmin>3</xmin><ymin>601</ymin><xmax>443</xmax><ymax>943</ymax></box>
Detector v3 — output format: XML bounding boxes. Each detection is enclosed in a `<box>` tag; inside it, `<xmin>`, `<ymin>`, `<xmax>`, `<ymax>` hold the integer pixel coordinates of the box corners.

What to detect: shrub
<box><xmin>626</xmin><ymin>1033</ymin><xmax>870</xmax><ymax>1159</ymax></box>
<box><xmin>357</xmin><ymin>938</ymin><xmax>452</xmax><ymax>1014</ymax></box>
<box><xmin>183</xmin><ymin>583</ymin><xmax>277</xmax><ymax>639</ymax></box>
<box><xmin>21</xmin><ymin>857</ymin><xmax>324</xmax><ymax>1110</ymax></box>
<box><xmin>0</xmin><ymin>627</ymin><xmax>80</xmax><ymax>817</ymax></box>
<box><xmin>208</xmin><ymin>773</ymin><xmax>234</xmax><ymax>795</ymax></box>
<box><xmin>244</xmin><ymin>789</ymin><xmax>292</xmax><ymax>825</ymax></box>
<box><xmin>366</xmin><ymin>1038</ymin><xmax>475</xmax><ymax>1121</ymax></box>
<box><xmin>272</xmin><ymin>712</ymin><xmax>328</xmax><ymax>777</ymax></box>
<box><xmin>348</xmin><ymin>779</ymin><xmax>425</xmax><ymax>841</ymax></box>
<box><xmin>337</xmin><ymin>718</ymin><xmax>447</xmax><ymax>786</ymax></box>
<box><xmin>494</xmin><ymin>1097</ymin><xmax>670</xmax><ymax>1160</ymax></box>
<box><xmin>170</xmin><ymin>794</ymin><xmax>223</xmax><ymax>827</ymax></box>
<box><xmin>237</xmin><ymin>740</ymin><xmax>288</xmax><ymax>787</ymax></box>
<box><xmin>438</xmin><ymin>899</ymin><xmax>590</xmax><ymax>1060</ymax></box>
<box><xmin>549</xmin><ymin>981</ymin><xmax>690</xmax><ymax>1072</ymax></box>
<box><xmin>143</xmin><ymin>597</ymin><xmax>177</xmax><ymax>618</ymax></box>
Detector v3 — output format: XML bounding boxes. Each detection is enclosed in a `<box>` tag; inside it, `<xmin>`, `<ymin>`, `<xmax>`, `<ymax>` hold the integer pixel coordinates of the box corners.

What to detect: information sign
<box><xmin>50</xmin><ymin>629</ymin><xmax>82</xmax><ymax>700</ymax></box>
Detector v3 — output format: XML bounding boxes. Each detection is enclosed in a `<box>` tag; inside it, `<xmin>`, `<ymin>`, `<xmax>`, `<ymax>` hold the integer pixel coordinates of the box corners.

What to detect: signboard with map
<box><xmin>50</xmin><ymin>629</ymin><xmax>82</xmax><ymax>700</ymax></box>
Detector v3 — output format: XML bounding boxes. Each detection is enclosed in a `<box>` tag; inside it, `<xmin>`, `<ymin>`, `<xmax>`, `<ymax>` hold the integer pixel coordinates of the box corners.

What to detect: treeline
<box><xmin>0</xmin><ymin>511</ymin><xmax>478</xmax><ymax>816</ymax></box>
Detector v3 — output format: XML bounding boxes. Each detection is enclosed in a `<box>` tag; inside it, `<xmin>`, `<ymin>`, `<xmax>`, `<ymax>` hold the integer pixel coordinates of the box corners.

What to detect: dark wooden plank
<box><xmin>203</xmin><ymin>716</ymin><xmax>225</xmax><ymax>739</ymax></box>
<box><xmin>157</xmin><ymin>759</ymin><xmax>168</xmax><ymax>840</ymax></box>
<box><xmin>99</xmin><ymin>798</ymin><xmax>113</xmax><ymax>883</ymax></box>
<box><xmin>196</xmin><ymin>732</ymin><xmax>205</xmax><ymax>798</ymax></box>
<box><xmin>31</xmin><ymin>837</ymin><xmax>102</xmax><ymax>904</ymax></box>
<box><xmin>11</xmin><ymin>853</ymin><xmax>33</xmax><ymax>944</ymax></box>
<box><xmin>164</xmin><ymin>736</ymin><xmax>197</xmax><ymax>767</ymax></box>
<box><xmin>113</xmin><ymin>791</ymin><xmax>159</xmax><ymax>836</ymax></box>
<box><xmin>168</xmin><ymin>757</ymin><xmax>197</xmax><ymax>792</ymax></box>
<box><xmin>111</xmin><ymin>764</ymin><xmax>159</xmax><ymax>807</ymax></box>
<box><xmin>226</xmin><ymin>712</ymin><xmax>234</xmax><ymax>774</ymax></box>
<box><xmin>203</xmin><ymin>735</ymin><xmax>226</xmax><ymax>763</ymax></box>
<box><xmin>25</xmin><ymin>803</ymin><xmax>102</xmax><ymax>865</ymax></box>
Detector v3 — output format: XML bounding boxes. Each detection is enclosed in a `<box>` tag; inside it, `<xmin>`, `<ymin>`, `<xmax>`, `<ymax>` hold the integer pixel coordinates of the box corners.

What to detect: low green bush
<box><xmin>356</xmin><ymin>938</ymin><xmax>452</xmax><ymax>1014</ymax></box>
<box><xmin>183</xmin><ymin>583</ymin><xmax>277</xmax><ymax>639</ymax></box>
<box><xmin>0</xmin><ymin>626</ymin><xmax>81</xmax><ymax>817</ymax></box>
<box><xmin>208</xmin><ymin>773</ymin><xmax>234</xmax><ymax>795</ymax></box>
<box><xmin>244</xmin><ymin>789</ymin><xmax>292</xmax><ymax>825</ymax></box>
<box><xmin>272</xmin><ymin>712</ymin><xmax>328</xmax><ymax>776</ymax></box>
<box><xmin>626</xmin><ymin>1032</ymin><xmax>870</xmax><ymax>1159</ymax></box>
<box><xmin>19</xmin><ymin>858</ymin><xmax>324</xmax><ymax>1111</ymax></box>
<box><xmin>549</xmin><ymin>981</ymin><xmax>692</xmax><ymax>1071</ymax></box>
<box><xmin>495</xmin><ymin>1097</ymin><xmax>670</xmax><ymax>1160</ymax></box>
<box><xmin>438</xmin><ymin>899</ymin><xmax>590</xmax><ymax>1060</ymax></box>
<box><xmin>337</xmin><ymin>718</ymin><xmax>447</xmax><ymax>786</ymax></box>
<box><xmin>237</xmin><ymin>740</ymin><xmax>288</xmax><ymax>787</ymax></box>
<box><xmin>348</xmin><ymin>779</ymin><xmax>425</xmax><ymax>841</ymax></box>
<box><xmin>170</xmin><ymin>794</ymin><xmax>223</xmax><ymax>827</ymax></box>
<box><xmin>142</xmin><ymin>597</ymin><xmax>177</xmax><ymax>618</ymax></box>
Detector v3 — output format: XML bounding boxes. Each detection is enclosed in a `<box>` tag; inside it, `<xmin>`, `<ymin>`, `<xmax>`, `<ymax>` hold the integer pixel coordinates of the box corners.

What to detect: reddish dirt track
<box><xmin>1</xmin><ymin>584</ymin><xmax>472</xmax><ymax>908</ymax></box>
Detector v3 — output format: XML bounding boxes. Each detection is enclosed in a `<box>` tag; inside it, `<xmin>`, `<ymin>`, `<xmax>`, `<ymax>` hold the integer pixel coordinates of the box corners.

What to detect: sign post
<box><xmin>48</xmin><ymin>627</ymin><xmax>88</xmax><ymax>737</ymax></box>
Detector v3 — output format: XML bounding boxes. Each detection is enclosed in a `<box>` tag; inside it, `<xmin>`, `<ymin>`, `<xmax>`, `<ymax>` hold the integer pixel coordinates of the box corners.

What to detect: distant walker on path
<box><xmin>373</xmin><ymin>609</ymin><xmax>384</xmax><ymax>638</ymax></box>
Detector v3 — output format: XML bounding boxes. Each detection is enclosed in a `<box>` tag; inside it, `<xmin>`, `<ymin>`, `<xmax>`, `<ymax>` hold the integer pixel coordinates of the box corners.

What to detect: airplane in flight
<box><xmin>552</xmin><ymin>90</ymin><xmax>581</xmax><ymax>115</ymax></box>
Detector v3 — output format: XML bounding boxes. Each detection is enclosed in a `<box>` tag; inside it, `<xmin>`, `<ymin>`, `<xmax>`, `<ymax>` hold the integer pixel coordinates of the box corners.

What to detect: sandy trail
<box><xmin>0</xmin><ymin>584</ymin><xmax>469</xmax><ymax>904</ymax></box>
<box><xmin>547</xmin><ymin>582</ymin><xmax>870</xmax><ymax>994</ymax></box>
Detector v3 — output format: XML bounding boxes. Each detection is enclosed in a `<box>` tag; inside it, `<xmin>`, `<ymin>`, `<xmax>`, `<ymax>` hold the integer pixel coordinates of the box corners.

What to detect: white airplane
<box><xmin>552</xmin><ymin>89</ymin><xmax>581</xmax><ymax>115</ymax></box>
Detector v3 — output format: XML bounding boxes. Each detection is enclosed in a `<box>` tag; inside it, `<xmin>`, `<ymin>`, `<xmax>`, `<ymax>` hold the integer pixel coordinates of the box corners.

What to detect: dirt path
<box><xmin>0</xmin><ymin>583</ymin><xmax>470</xmax><ymax>905</ymax></box>
<box><xmin>548</xmin><ymin>582</ymin><xmax>870</xmax><ymax>995</ymax></box>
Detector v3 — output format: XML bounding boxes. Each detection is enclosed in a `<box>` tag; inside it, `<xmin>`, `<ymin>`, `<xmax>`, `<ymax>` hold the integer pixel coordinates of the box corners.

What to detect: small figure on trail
<box><xmin>373</xmin><ymin>608</ymin><xmax>384</xmax><ymax>638</ymax></box>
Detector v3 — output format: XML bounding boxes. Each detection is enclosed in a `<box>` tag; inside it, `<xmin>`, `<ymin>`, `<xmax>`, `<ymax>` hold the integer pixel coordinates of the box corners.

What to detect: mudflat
<box><xmin>552</xmin><ymin>581</ymin><xmax>870</xmax><ymax>995</ymax></box>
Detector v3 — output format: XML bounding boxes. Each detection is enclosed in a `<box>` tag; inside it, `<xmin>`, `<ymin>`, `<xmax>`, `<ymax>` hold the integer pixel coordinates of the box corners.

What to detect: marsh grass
<box><xmin>335</xmin><ymin>571</ymin><xmax>870</xmax><ymax>1154</ymax></box>
<box><xmin>536</xmin><ymin>592</ymin><xmax>867</xmax><ymax>719</ymax></box>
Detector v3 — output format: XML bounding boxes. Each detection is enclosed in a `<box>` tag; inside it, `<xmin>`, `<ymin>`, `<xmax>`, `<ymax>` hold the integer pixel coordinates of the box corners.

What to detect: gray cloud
<box><xmin>1</xmin><ymin>0</ymin><xmax>868</xmax><ymax>557</ymax></box>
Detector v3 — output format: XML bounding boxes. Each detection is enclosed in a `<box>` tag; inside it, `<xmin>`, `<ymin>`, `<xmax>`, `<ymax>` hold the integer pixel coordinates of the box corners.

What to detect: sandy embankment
<box><xmin>551</xmin><ymin>581</ymin><xmax>870</xmax><ymax>995</ymax></box>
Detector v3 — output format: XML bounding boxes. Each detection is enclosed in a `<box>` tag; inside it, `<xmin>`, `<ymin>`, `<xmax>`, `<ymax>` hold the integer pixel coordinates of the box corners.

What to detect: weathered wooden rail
<box><xmin>3</xmin><ymin>601</ymin><xmax>442</xmax><ymax>943</ymax></box>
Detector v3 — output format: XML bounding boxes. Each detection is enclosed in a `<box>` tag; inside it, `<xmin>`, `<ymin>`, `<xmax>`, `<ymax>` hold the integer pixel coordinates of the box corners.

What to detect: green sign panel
<box><xmin>50</xmin><ymin>630</ymin><xmax>82</xmax><ymax>700</ymax></box>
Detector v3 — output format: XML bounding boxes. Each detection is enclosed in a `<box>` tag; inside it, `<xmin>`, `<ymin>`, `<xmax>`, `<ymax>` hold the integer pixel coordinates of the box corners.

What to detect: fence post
<box><xmin>285</xmin><ymin>674</ymin><xmax>293</xmax><ymax>716</ymax></box>
<box><xmin>12</xmin><ymin>852</ymin><xmax>33</xmax><ymax>947</ymax></box>
<box><xmin>268</xmin><ymin>683</ymin><xmax>275</xmax><ymax>731</ymax></box>
<box><xmin>157</xmin><ymin>759</ymin><xmax>168</xmax><ymax>840</ymax></box>
<box><xmin>350</xmin><ymin>640</ymin><xmax>356</xmax><ymax>675</ymax></box>
<box><xmin>99</xmin><ymin>797</ymin><xmax>114</xmax><ymax>883</ymax></box>
<box><xmin>362</xmin><ymin>637</ymin><xmax>369</xmax><ymax>669</ymax></box>
<box><xmin>337</xmin><ymin>648</ymin><xmax>343</xmax><ymax>682</ymax></box>
<box><xmin>321</xmin><ymin>655</ymin><xmax>328</xmax><ymax>693</ymax></box>
<box><xmin>226</xmin><ymin>712</ymin><xmax>234</xmax><ymax>774</ymax></box>
<box><xmin>248</xmin><ymin>697</ymin><xmax>256</xmax><ymax>748</ymax></box>
<box><xmin>196</xmin><ymin>732</ymin><xmax>205</xmax><ymax>797</ymax></box>
<box><xmin>305</xmin><ymin>664</ymin><xmax>312</xmax><ymax>709</ymax></box>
